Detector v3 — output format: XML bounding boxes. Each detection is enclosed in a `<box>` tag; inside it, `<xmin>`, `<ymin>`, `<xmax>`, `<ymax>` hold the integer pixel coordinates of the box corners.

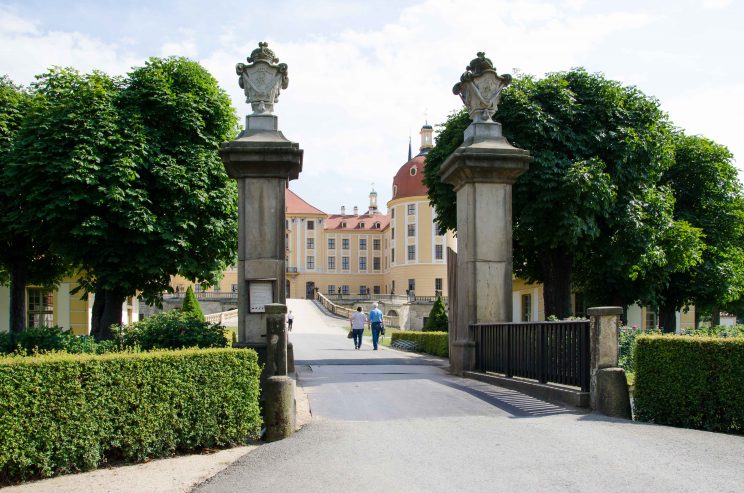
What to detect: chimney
<box><xmin>341</xmin><ymin>205</ymin><xmax>346</xmax><ymax>215</ymax></box>
<box><xmin>353</xmin><ymin>206</ymin><xmax>358</xmax><ymax>216</ymax></box>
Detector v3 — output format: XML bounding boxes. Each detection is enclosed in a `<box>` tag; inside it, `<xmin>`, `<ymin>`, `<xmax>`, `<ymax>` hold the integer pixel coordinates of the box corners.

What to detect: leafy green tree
<box><xmin>423</xmin><ymin>297</ymin><xmax>449</xmax><ymax>331</ymax></box>
<box><xmin>657</xmin><ymin>134</ymin><xmax>744</xmax><ymax>331</ymax></box>
<box><xmin>6</xmin><ymin>58</ymin><xmax>238</xmax><ymax>339</ymax></box>
<box><xmin>425</xmin><ymin>69</ymin><xmax>702</xmax><ymax>317</ymax></box>
<box><xmin>0</xmin><ymin>75</ymin><xmax>69</xmax><ymax>333</ymax></box>
<box><xmin>181</xmin><ymin>285</ymin><xmax>205</xmax><ymax>321</ymax></box>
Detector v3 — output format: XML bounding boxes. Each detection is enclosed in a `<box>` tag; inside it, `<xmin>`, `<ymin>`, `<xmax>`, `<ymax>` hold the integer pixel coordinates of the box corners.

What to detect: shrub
<box><xmin>618</xmin><ymin>325</ymin><xmax>661</xmax><ymax>373</ymax></box>
<box><xmin>423</xmin><ymin>297</ymin><xmax>448</xmax><ymax>332</ymax></box>
<box><xmin>633</xmin><ymin>335</ymin><xmax>744</xmax><ymax>434</ymax></box>
<box><xmin>680</xmin><ymin>324</ymin><xmax>744</xmax><ymax>338</ymax></box>
<box><xmin>119</xmin><ymin>310</ymin><xmax>228</xmax><ymax>350</ymax></box>
<box><xmin>181</xmin><ymin>285</ymin><xmax>205</xmax><ymax>321</ymax></box>
<box><xmin>0</xmin><ymin>327</ymin><xmax>118</xmax><ymax>355</ymax></box>
<box><xmin>0</xmin><ymin>348</ymin><xmax>261</xmax><ymax>483</ymax></box>
<box><xmin>391</xmin><ymin>331</ymin><xmax>448</xmax><ymax>357</ymax></box>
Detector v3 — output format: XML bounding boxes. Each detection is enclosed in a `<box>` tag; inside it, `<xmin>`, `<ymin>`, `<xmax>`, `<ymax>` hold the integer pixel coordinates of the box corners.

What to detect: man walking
<box><xmin>369</xmin><ymin>302</ymin><xmax>384</xmax><ymax>350</ymax></box>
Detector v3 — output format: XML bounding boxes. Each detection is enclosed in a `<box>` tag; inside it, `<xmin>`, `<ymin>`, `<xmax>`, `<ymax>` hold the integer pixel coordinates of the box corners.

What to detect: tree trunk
<box><xmin>711</xmin><ymin>305</ymin><xmax>721</xmax><ymax>327</ymax></box>
<box><xmin>541</xmin><ymin>249</ymin><xmax>573</xmax><ymax>319</ymax></box>
<box><xmin>658</xmin><ymin>303</ymin><xmax>677</xmax><ymax>333</ymax></box>
<box><xmin>9</xmin><ymin>258</ymin><xmax>28</xmax><ymax>333</ymax></box>
<box><xmin>90</xmin><ymin>288</ymin><xmax>125</xmax><ymax>340</ymax></box>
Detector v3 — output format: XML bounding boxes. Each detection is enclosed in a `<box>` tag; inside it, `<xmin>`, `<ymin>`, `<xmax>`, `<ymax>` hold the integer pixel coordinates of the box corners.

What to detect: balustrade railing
<box><xmin>164</xmin><ymin>291</ymin><xmax>238</xmax><ymax>301</ymax></box>
<box><xmin>316</xmin><ymin>292</ymin><xmax>399</xmax><ymax>328</ymax></box>
<box><xmin>470</xmin><ymin>321</ymin><xmax>590</xmax><ymax>391</ymax></box>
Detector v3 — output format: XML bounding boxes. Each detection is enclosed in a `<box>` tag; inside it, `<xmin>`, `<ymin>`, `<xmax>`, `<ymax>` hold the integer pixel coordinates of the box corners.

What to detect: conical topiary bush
<box><xmin>182</xmin><ymin>285</ymin><xmax>206</xmax><ymax>321</ymax></box>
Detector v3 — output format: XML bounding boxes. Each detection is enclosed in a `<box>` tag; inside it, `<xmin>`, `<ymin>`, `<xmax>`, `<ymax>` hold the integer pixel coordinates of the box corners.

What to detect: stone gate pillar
<box><xmin>439</xmin><ymin>53</ymin><xmax>531</xmax><ymax>374</ymax></box>
<box><xmin>220</xmin><ymin>42</ymin><xmax>302</xmax><ymax>345</ymax></box>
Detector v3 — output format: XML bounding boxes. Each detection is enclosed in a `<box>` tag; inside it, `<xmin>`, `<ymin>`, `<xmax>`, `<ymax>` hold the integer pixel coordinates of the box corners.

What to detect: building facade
<box><xmin>285</xmin><ymin>124</ymin><xmax>456</xmax><ymax>300</ymax></box>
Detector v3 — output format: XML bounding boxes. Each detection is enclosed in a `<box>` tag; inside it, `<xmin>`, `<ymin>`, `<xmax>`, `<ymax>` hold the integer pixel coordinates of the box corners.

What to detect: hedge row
<box><xmin>0</xmin><ymin>348</ymin><xmax>261</xmax><ymax>483</ymax></box>
<box><xmin>390</xmin><ymin>331</ymin><xmax>448</xmax><ymax>357</ymax></box>
<box><xmin>634</xmin><ymin>335</ymin><xmax>744</xmax><ymax>434</ymax></box>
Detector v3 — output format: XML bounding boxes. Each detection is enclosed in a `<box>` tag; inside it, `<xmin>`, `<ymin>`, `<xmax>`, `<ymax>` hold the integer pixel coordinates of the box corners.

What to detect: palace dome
<box><xmin>391</xmin><ymin>154</ymin><xmax>428</xmax><ymax>200</ymax></box>
<box><xmin>391</xmin><ymin>123</ymin><xmax>433</xmax><ymax>201</ymax></box>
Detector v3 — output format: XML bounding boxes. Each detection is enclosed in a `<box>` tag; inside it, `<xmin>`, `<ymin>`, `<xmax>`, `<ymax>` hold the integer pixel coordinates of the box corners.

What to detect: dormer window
<box><xmin>359</xmin><ymin>222</ymin><xmax>365</xmax><ymax>228</ymax></box>
<box><xmin>410</xmin><ymin>166</ymin><xmax>417</xmax><ymax>176</ymax></box>
<box><xmin>393</xmin><ymin>185</ymin><xmax>398</xmax><ymax>196</ymax></box>
<box><xmin>340</xmin><ymin>222</ymin><xmax>347</xmax><ymax>228</ymax></box>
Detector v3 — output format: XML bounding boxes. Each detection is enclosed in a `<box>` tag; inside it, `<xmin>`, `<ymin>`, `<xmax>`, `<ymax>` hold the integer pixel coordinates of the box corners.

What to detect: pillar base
<box><xmin>592</xmin><ymin>367</ymin><xmax>632</xmax><ymax>419</ymax></box>
<box><xmin>450</xmin><ymin>339</ymin><xmax>476</xmax><ymax>375</ymax></box>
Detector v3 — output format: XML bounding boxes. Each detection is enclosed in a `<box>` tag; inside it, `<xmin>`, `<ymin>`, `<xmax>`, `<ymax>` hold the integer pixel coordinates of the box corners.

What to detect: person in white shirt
<box><xmin>287</xmin><ymin>310</ymin><xmax>294</xmax><ymax>331</ymax></box>
<box><xmin>350</xmin><ymin>306</ymin><xmax>367</xmax><ymax>350</ymax></box>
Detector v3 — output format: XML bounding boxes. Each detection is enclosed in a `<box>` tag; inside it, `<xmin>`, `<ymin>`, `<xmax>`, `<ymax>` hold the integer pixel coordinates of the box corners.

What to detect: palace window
<box><xmin>341</xmin><ymin>285</ymin><xmax>350</xmax><ymax>295</ymax></box>
<box><xmin>328</xmin><ymin>256</ymin><xmax>336</xmax><ymax>270</ymax></box>
<box><xmin>327</xmin><ymin>285</ymin><xmax>336</xmax><ymax>295</ymax></box>
<box><xmin>359</xmin><ymin>239</ymin><xmax>367</xmax><ymax>250</ymax></box>
<box><xmin>373</xmin><ymin>257</ymin><xmax>381</xmax><ymax>270</ymax></box>
<box><xmin>435</xmin><ymin>278</ymin><xmax>443</xmax><ymax>291</ymax></box>
<box><xmin>407</xmin><ymin>245</ymin><xmax>416</xmax><ymax>261</ymax></box>
<box><xmin>342</xmin><ymin>238</ymin><xmax>350</xmax><ymax>250</ymax></box>
<box><xmin>373</xmin><ymin>285</ymin><xmax>381</xmax><ymax>295</ymax></box>
<box><xmin>307</xmin><ymin>220</ymin><xmax>314</xmax><ymax>230</ymax></box>
<box><xmin>342</xmin><ymin>256</ymin><xmax>350</xmax><ymax>270</ymax></box>
<box><xmin>27</xmin><ymin>288</ymin><xmax>53</xmax><ymax>328</ymax></box>
<box><xmin>306</xmin><ymin>238</ymin><xmax>314</xmax><ymax>249</ymax></box>
<box><xmin>328</xmin><ymin>238</ymin><xmax>336</xmax><ymax>249</ymax></box>
<box><xmin>435</xmin><ymin>244</ymin><xmax>444</xmax><ymax>260</ymax></box>
<box><xmin>373</xmin><ymin>239</ymin><xmax>381</xmax><ymax>250</ymax></box>
<box><xmin>359</xmin><ymin>257</ymin><xmax>367</xmax><ymax>270</ymax></box>
<box><xmin>306</xmin><ymin>256</ymin><xmax>315</xmax><ymax>269</ymax></box>
<box><xmin>391</xmin><ymin>248</ymin><xmax>395</xmax><ymax>262</ymax></box>
<box><xmin>407</xmin><ymin>204</ymin><xmax>416</xmax><ymax>215</ymax></box>
<box><xmin>407</xmin><ymin>224</ymin><xmax>415</xmax><ymax>237</ymax></box>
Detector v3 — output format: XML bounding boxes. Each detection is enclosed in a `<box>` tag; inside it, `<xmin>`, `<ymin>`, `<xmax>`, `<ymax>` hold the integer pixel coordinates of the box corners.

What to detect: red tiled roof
<box><xmin>286</xmin><ymin>188</ymin><xmax>326</xmax><ymax>215</ymax></box>
<box><xmin>324</xmin><ymin>213</ymin><xmax>389</xmax><ymax>231</ymax></box>
<box><xmin>391</xmin><ymin>153</ymin><xmax>428</xmax><ymax>201</ymax></box>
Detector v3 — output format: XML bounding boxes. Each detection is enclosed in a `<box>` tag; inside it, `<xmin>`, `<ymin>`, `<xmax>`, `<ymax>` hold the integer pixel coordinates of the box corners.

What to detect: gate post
<box><xmin>439</xmin><ymin>52</ymin><xmax>531</xmax><ymax>374</ymax></box>
<box><xmin>587</xmin><ymin>306</ymin><xmax>632</xmax><ymax>418</ymax></box>
<box><xmin>220</xmin><ymin>42</ymin><xmax>302</xmax><ymax>345</ymax></box>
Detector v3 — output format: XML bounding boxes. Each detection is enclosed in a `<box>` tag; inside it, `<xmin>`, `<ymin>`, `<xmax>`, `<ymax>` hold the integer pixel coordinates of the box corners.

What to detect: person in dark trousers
<box><xmin>350</xmin><ymin>306</ymin><xmax>366</xmax><ymax>350</ymax></box>
<box><xmin>369</xmin><ymin>302</ymin><xmax>384</xmax><ymax>350</ymax></box>
<box><xmin>287</xmin><ymin>310</ymin><xmax>294</xmax><ymax>331</ymax></box>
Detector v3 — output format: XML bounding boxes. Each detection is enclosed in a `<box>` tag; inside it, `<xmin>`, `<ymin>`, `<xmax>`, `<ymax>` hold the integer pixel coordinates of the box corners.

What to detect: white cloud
<box><xmin>701</xmin><ymin>0</ymin><xmax>733</xmax><ymax>9</ymax></box>
<box><xmin>0</xmin><ymin>6</ymin><xmax>141</xmax><ymax>84</ymax></box>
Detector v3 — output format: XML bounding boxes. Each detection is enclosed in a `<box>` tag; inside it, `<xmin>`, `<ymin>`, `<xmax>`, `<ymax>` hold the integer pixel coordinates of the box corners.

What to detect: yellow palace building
<box><xmin>283</xmin><ymin>124</ymin><xmax>456</xmax><ymax>301</ymax></box>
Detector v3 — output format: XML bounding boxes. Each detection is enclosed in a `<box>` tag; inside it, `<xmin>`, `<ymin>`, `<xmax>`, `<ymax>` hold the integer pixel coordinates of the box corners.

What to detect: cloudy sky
<box><xmin>1</xmin><ymin>0</ymin><xmax>742</xmax><ymax>214</ymax></box>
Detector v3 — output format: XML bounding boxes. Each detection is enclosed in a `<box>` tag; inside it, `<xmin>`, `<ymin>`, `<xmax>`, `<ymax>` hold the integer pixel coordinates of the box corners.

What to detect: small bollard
<box><xmin>264</xmin><ymin>375</ymin><xmax>296</xmax><ymax>442</ymax></box>
<box><xmin>265</xmin><ymin>303</ymin><xmax>288</xmax><ymax>377</ymax></box>
<box><xmin>287</xmin><ymin>341</ymin><xmax>295</xmax><ymax>374</ymax></box>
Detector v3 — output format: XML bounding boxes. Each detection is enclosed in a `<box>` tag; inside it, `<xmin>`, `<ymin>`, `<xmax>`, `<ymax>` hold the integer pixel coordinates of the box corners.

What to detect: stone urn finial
<box><xmin>453</xmin><ymin>52</ymin><xmax>512</xmax><ymax>123</ymax></box>
<box><xmin>236</xmin><ymin>41</ymin><xmax>289</xmax><ymax>115</ymax></box>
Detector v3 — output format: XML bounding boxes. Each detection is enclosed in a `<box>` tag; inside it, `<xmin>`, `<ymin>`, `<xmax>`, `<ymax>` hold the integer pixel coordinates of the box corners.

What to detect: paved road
<box><xmin>195</xmin><ymin>300</ymin><xmax>744</xmax><ymax>493</ymax></box>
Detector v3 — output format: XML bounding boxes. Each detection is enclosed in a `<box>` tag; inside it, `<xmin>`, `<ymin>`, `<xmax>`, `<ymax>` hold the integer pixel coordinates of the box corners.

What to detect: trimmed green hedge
<box><xmin>0</xmin><ymin>348</ymin><xmax>261</xmax><ymax>483</ymax></box>
<box><xmin>391</xmin><ymin>331</ymin><xmax>448</xmax><ymax>357</ymax></box>
<box><xmin>634</xmin><ymin>335</ymin><xmax>744</xmax><ymax>434</ymax></box>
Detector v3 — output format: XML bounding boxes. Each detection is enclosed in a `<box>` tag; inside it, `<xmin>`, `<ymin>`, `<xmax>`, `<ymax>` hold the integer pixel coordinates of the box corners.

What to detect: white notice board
<box><xmin>249</xmin><ymin>281</ymin><xmax>274</xmax><ymax>313</ymax></box>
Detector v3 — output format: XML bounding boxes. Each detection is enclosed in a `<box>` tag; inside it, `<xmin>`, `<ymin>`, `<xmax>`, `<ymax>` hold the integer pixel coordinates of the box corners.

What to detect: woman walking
<box><xmin>350</xmin><ymin>306</ymin><xmax>367</xmax><ymax>350</ymax></box>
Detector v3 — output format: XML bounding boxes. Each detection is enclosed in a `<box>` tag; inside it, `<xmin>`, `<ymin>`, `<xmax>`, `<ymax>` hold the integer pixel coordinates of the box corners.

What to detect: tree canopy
<box><xmin>657</xmin><ymin>134</ymin><xmax>744</xmax><ymax>329</ymax></box>
<box><xmin>0</xmin><ymin>76</ymin><xmax>69</xmax><ymax>332</ymax></box>
<box><xmin>424</xmin><ymin>68</ymin><xmax>707</xmax><ymax>318</ymax></box>
<box><xmin>4</xmin><ymin>58</ymin><xmax>239</xmax><ymax>338</ymax></box>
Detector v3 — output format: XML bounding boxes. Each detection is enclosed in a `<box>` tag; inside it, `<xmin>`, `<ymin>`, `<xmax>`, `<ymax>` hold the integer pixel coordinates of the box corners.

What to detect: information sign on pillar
<box><xmin>220</xmin><ymin>42</ymin><xmax>303</xmax><ymax>345</ymax></box>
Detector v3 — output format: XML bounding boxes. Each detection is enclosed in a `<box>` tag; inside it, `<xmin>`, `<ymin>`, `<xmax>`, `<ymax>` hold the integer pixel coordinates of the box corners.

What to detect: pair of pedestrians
<box><xmin>350</xmin><ymin>302</ymin><xmax>384</xmax><ymax>350</ymax></box>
